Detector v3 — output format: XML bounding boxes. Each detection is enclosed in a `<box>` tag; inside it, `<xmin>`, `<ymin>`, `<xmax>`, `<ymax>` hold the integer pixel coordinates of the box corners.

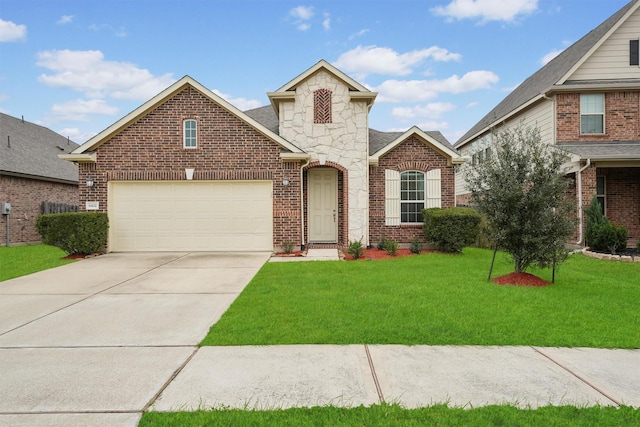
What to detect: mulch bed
<box><xmin>492</xmin><ymin>272</ymin><xmax>552</xmax><ymax>287</ymax></box>
<box><xmin>273</xmin><ymin>250</ymin><xmax>306</xmax><ymax>257</ymax></box>
<box><xmin>344</xmin><ymin>247</ymin><xmax>435</xmax><ymax>261</ymax></box>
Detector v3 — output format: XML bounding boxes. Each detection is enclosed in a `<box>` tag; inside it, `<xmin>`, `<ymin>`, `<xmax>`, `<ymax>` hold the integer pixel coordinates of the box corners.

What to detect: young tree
<box><xmin>464</xmin><ymin>125</ymin><xmax>575</xmax><ymax>273</ymax></box>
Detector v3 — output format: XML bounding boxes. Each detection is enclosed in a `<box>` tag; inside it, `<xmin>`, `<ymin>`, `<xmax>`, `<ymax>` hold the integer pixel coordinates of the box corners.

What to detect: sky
<box><xmin>0</xmin><ymin>0</ymin><xmax>633</xmax><ymax>145</ymax></box>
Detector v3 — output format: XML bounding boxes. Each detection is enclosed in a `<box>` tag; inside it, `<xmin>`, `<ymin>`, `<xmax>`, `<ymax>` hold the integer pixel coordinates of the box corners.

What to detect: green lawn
<box><xmin>0</xmin><ymin>244</ymin><xmax>74</xmax><ymax>282</ymax></box>
<box><xmin>201</xmin><ymin>248</ymin><xmax>640</xmax><ymax>348</ymax></box>
<box><xmin>140</xmin><ymin>403</ymin><xmax>640</xmax><ymax>426</ymax></box>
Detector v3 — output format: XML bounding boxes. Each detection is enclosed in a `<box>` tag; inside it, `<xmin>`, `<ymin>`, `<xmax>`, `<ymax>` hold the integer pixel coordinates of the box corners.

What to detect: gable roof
<box><xmin>0</xmin><ymin>113</ymin><xmax>78</xmax><ymax>184</ymax></box>
<box><xmin>64</xmin><ymin>76</ymin><xmax>304</xmax><ymax>161</ymax></box>
<box><xmin>370</xmin><ymin>126</ymin><xmax>464</xmax><ymax>166</ymax></box>
<box><xmin>456</xmin><ymin>0</ymin><xmax>639</xmax><ymax>148</ymax></box>
<box><xmin>267</xmin><ymin>60</ymin><xmax>377</xmax><ymax>114</ymax></box>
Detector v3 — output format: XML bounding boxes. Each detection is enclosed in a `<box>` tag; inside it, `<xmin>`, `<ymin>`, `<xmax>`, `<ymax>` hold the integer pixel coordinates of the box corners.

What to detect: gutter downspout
<box><xmin>300</xmin><ymin>158</ymin><xmax>310</xmax><ymax>250</ymax></box>
<box><xmin>576</xmin><ymin>158</ymin><xmax>591</xmax><ymax>245</ymax></box>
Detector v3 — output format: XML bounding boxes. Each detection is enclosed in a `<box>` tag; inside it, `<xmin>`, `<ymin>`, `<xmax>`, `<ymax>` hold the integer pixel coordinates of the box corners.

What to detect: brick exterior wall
<box><xmin>557</xmin><ymin>92</ymin><xmax>640</xmax><ymax>142</ymax></box>
<box><xmin>369</xmin><ymin>135</ymin><xmax>455</xmax><ymax>246</ymax></box>
<box><xmin>78</xmin><ymin>86</ymin><xmax>303</xmax><ymax>249</ymax></box>
<box><xmin>599</xmin><ymin>167</ymin><xmax>640</xmax><ymax>241</ymax></box>
<box><xmin>556</xmin><ymin>92</ymin><xmax>640</xmax><ymax>245</ymax></box>
<box><xmin>0</xmin><ymin>175</ymin><xmax>78</xmax><ymax>245</ymax></box>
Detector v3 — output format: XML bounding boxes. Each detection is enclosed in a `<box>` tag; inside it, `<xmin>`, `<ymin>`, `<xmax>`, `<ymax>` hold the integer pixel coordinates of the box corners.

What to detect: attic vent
<box><xmin>55</xmin><ymin>145</ymin><xmax>65</xmax><ymax>151</ymax></box>
<box><xmin>313</xmin><ymin>88</ymin><xmax>332</xmax><ymax>124</ymax></box>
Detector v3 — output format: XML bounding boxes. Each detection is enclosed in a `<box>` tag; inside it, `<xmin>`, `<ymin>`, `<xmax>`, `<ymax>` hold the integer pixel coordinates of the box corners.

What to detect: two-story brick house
<box><xmin>62</xmin><ymin>60</ymin><xmax>464</xmax><ymax>252</ymax></box>
<box><xmin>455</xmin><ymin>0</ymin><xmax>640</xmax><ymax>246</ymax></box>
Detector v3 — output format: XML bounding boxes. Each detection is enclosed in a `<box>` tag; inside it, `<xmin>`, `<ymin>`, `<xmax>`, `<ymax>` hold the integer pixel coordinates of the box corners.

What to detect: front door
<box><xmin>308</xmin><ymin>168</ymin><xmax>338</xmax><ymax>242</ymax></box>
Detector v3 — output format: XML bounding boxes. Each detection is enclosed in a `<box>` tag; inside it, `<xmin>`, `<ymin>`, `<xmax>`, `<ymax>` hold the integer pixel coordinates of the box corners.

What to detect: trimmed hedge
<box><xmin>36</xmin><ymin>212</ymin><xmax>109</xmax><ymax>255</ymax></box>
<box><xmin>423</xmin><ymin>207</ymin><xmax>481</xmax><ymax>253</ymax></box>
<box><xmin>590</xmin><ymin>222</ymin><xmax>628</xmax><ymax>254</ymax></box>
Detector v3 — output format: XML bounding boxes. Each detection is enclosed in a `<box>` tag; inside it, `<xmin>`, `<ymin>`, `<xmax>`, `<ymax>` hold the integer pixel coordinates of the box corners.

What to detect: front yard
<box><xmin>0</xmin><ymin>244</ymin><xmax>74</xmax><ymax>282</ymax></box>
<box><xmin>201</xmin><ymin>247</ymin><xmax>640</xmax><ymax>348</ymax></box>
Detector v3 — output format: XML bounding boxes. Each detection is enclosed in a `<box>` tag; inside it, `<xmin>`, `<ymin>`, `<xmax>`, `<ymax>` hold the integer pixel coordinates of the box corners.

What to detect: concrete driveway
<box><xmin>0</xmin><ymin>252</ymin><xmax>270</xmax><ymax>426</ymax></box>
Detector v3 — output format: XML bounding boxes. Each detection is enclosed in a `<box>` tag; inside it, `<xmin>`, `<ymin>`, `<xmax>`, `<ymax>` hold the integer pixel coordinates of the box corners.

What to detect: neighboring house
<box><xmin>0</xmin><ymin>113</ymin><xmax>79</xmax><ymax>246</ymax></box>
<box><xmin>455</xmin><ymin>0</ymin><xmax>640</xmax><ymax>246</ymax></box>
<box><xmin>61</xmin><ymin>60</ymin><xmax>464</xmax><ymax>252</ymax></box>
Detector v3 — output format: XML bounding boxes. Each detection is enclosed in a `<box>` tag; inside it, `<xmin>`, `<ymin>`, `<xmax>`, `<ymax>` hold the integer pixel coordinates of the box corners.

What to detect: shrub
<box><xmin>281</xmin><ymin>241</ymin><xmax>295</xmax><ymax>254</ymax></box>
<box><xmin>409</xmin><ymin>236</ymin><xmax>423</xmax><ymax>254</ymax></box>
<box><xmin>423</xmin><ymin>207</ymin><xmax>481</xmax><ymax>253</ymax></box>
<box><xmin>384</xmin><ymin>238</ymin><xmax>399</xmax><ymax>256</ymax></box>
<box><xmin>36</xmin><ymin>212</ymin><xmax>109</xmax><ymax>255</ymax></box>
<box><xmin>590</xmin><ymin>222</ymin><xmax>628</xmax><ymax>254</ymax></box>
<box><xmin>347</xmin><ymin>238</ymin><xmax>364</xmax><ymax>259</ymax></box>
<box><xmin>584</xmin><ymin>196</ymin><xmax>608</xmax><ymax>248</ymax></box>
<box><xmin>376</xmin><ymin>235</ymin><xmax>388</xmax><ymax>250</ymax></box>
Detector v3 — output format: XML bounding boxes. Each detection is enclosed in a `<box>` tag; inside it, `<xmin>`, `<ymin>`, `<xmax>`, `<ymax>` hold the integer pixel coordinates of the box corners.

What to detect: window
<box><xmin>631</xmin><ymin>39</ymin><xmax>639</xmax><ymax>66</ymax></box>
<box><xmin>313</xmin><ymin>89</ymin><xmax>332</xmax><ymax>124</ymax></box>
<box><xmin>183</xmin><ymin>119</ymin><xmax>197</xmax><ymax>148</ymax></box>
<box><xmin>596</xmin><ymin>175</ymin><xmax>606</xmax><ymax>216</ymax></box>
<box><xmin>400</xmin><ymin>171</ymin><xmax>425</xmax><ymax>223</ymax></box>
<box><xmin>580</xmin><ymin>94</ymin><xmax>604</xmax><ymax>134</ymax></box>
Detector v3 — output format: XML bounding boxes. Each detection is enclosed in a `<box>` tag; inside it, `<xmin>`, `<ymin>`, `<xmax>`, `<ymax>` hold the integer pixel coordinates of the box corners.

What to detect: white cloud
<box><xmin>49</xmin><ymin>98</ymin><xmax>119</xmax><ymax>121</ymax></box>
<box><xmin>0</xmin><ymin>19</ymin><xmax>26</xmax><ymax>42</ymax></box>
<box><xmin>36</xmin><ymin>49</ymin><xmax>176</xmax><ymax>101</ymax></box>
<box><xmin>541</xmin><ymin>48</ymin><xmax>564</xmax><ymax>65</ymax></box>
<box><xmin>89</xmin><ymin>23</ymin><xmax>127</xmax><ymax>37</ymax></box>
<box><xmin>323</xmin><ymin>13</ymin><xmax>331</xmax><ymax>31</ymax></box>
<box><xmin>289</xmin><ymin>6</ymin><xmax>314</xmax><ymax>31</ymax></box>
<box><xmin>334</xmin><ymin>45</ymin><xmax>461</xmax><ymax>78</ymax></box>
<box><xmin>57</xmin><ymin>15</ymin><xmax>74</xmax><ymax>25</ymax></box>
<box><xmin>373</xmin><ymin>70</ymin><xmax>499</xmax><ymax>103</ymax></box>
<box><xmin>212</xmin><ymin>90</ymin><xmax>262</xmax><ymax>111</ymax></box>
<box><xmin>432</xmin><ymin>0</ymin><xmax>538</xmax><ymax>23</ymax></box>
<box><xmin>349</xmin><ymin>29</ymin><xmax>369</xmax><ymax>40</ymax></box>
<box><xmin>57</xmin><ymin>127</ymin><xmax>97</xmax><ymax>143</ymax></box>
<box><xmin>391</xmin><ymin>103</ymin><xmax>456</xmax><ymax>121</ymax></box>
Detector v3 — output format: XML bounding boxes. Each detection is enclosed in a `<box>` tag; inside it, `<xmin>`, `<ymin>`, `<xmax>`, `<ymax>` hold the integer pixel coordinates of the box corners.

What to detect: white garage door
<box><xmin>108</xmin><ymin>181</ymin><xmax>273</xmax><ymax>251</ymax></box>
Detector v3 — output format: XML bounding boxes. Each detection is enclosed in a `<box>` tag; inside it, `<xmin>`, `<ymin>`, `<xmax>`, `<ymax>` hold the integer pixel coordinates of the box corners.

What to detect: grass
<box><xmin>140</xmin><ymin>403</ymin><xmax>640</xmax><ymax>426</ymax></box>
<box><xmin>0</xmin><ymin>244</ymin><xmax>74</xmax><ymax>282</ymax></box>
<box><xmin>201</xmin><ymin>247</ymin><xmax>640</xmax><ymax>348</ymax></box>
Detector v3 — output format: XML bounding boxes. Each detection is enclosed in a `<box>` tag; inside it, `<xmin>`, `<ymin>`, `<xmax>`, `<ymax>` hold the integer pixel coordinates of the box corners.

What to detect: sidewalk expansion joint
<box><xmin>142</xmin><ymin>346</ymin><xmax>200</xmax><ymax>412</ymax></box>
<box><xmin>531</xmin><ymin>346</ymin><xmax>622</xmax><ymax>407</ymax></box>
<box><xmin>364</xmin><ymin>344</ymin><xmax>385</xmax><ymax>404</ymax></box>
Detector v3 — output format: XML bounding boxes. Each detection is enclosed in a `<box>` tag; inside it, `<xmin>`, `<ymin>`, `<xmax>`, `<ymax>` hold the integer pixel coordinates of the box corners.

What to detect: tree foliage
<box><xmin>464</xmin><ymin>125</ymin><xmax>575</xmax><ymax>273</ymax></box>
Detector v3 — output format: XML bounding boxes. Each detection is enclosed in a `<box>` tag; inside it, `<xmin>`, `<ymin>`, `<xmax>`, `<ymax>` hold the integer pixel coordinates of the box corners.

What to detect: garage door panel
<box><xmin>109</xmin><ymin>181</ymin><xmax>273</xmax><ymax>252</ymax></box>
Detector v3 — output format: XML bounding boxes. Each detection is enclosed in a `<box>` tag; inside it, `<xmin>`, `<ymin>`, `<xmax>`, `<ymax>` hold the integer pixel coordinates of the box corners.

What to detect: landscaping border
<box><xmin>582</xmin><ymin>248</ymin><xmax>640</xmax><ymax>263</ymax></box>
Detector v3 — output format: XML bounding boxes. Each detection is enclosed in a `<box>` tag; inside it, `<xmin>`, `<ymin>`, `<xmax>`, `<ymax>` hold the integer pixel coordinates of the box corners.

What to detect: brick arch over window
<box><xmin>314</xmin><ymin>89</ymin><xmax>332</xmax><ymax>124</ymax></box>
<box><xmin>303</xmin><ymin>161</ymin><xmax>348</xmax><ymax>247</ymax></box>
<box><xmin>392</xmin><ymin>161</ymin><xmax>434</xmax><ymax>173</ymax></box>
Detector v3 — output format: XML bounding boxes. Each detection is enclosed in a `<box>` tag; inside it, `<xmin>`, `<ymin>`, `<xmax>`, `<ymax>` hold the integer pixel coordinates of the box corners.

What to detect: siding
<box><xmin>569</xmin><ymin>9</ymin><xmax>640</xmax><ymax>81</ymax></box>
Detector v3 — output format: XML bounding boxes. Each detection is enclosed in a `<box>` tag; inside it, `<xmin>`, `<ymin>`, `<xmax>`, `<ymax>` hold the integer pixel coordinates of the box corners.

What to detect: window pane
<box><xmin>580</xmin><ymin>94</ymin><xmax>603</xmax><ymax>113</ymax></box>
<box><xmin>596</xmin><ymin>176</ymin><xmax>605</xmax><ymax>195</ymax></box>
<box><xmin>581</xmin><ymin>115</ymin><xmax>603</xmax><ymax>134</ymax></box>
<box><xmin>401</xmin><ymin>202</ymin><xmax>424</xmax><ymax>223</ymax></box>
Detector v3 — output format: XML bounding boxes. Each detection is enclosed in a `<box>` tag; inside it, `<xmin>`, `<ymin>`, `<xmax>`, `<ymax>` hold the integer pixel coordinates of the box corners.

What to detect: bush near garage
<box><xmin>36</xmin><ymin>212</ymin><xmax>109</xmax><ymax>255</ymax></box>
<box><xmin>423</xmin><ymin>207</ymin><xmax>481</xmax><ymax>253</ymax></box>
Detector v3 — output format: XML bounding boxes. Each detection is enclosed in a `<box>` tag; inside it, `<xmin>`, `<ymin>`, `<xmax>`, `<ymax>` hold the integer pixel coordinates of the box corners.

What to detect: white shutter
<box><xmin>385</xmin><ymin>169</ymin><xmax>400</xmax><ymax>226</ymax></box>
<box><xmin>426</xmin><ymin>169</ymin><xmax>441</xmax><ymax>208</ymax></box>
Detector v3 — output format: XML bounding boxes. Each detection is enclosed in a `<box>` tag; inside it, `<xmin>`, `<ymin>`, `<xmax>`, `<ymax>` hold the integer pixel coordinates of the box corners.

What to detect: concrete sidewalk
<box><xmin>150</xmin><ymin>345</ymin><xmax>640</xmax><ymax>412</ymax></box>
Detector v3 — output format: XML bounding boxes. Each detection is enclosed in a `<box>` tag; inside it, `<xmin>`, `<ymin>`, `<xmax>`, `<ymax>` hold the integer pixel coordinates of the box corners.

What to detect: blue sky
<box><xmin>0</xmin><ymin>0</ymin><xmax>632</xmax><ymax>145</ymax></box>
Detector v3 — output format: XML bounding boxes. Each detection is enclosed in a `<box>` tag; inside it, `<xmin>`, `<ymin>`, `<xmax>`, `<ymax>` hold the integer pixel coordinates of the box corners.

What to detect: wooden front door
<box><xmin>308</xmin><ymin>168</ymin><xmax>338</xmax><ymax>242</ymax></box>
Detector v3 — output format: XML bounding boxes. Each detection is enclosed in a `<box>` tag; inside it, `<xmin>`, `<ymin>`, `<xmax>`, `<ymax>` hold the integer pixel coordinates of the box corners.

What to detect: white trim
<box><xmin>183</xmin><ymin>119</ymin><xmax>197</xmax><ymax>148</ymax></box>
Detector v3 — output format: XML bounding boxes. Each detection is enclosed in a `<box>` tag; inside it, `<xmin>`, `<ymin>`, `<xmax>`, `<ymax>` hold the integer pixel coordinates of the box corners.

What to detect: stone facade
<box><xmin>278</xmin><ymin>70</ymin><xmax>370</xmax><ymax>244</ymax></box>
<box><xmin>0</xmin><ymin>175</ymin><xmax>78</xmax><ymax>245</ymax></box>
